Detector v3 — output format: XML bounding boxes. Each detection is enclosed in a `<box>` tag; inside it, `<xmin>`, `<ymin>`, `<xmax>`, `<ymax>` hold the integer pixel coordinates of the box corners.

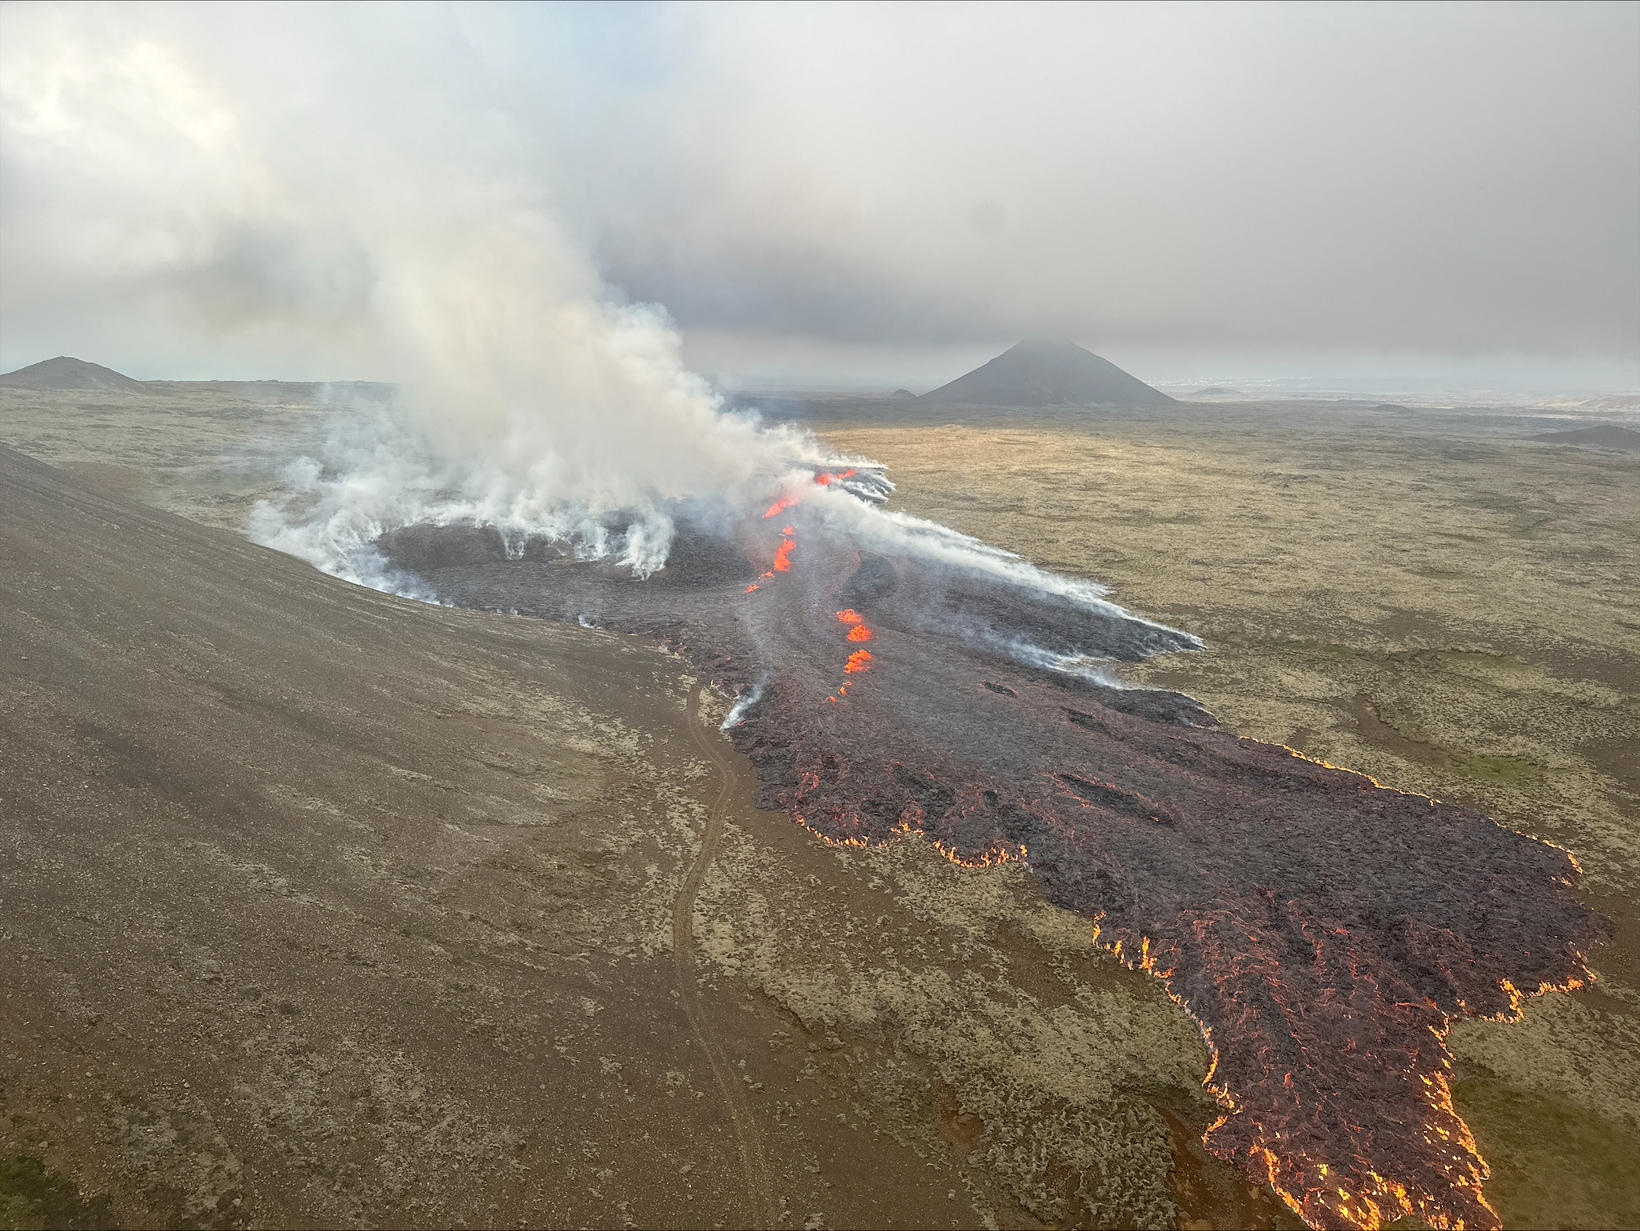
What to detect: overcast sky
<box><xmin>2</xmin><ymin>1</ymin><xmax>1636</xmax><ymax>391</ymax></box>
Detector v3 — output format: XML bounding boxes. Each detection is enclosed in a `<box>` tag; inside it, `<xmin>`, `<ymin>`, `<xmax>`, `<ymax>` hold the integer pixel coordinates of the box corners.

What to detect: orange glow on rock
<box><xmin>843</xmin><ymin>649</ymin><xmax>872</xmax><ymax>674</ymax></box>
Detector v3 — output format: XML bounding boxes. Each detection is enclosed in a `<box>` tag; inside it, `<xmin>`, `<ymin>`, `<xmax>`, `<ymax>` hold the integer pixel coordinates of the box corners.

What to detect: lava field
<box><xmin>378</xmin><ymin>468</ymin><xmax>1607</xmax><ymax>1231</ymax></box>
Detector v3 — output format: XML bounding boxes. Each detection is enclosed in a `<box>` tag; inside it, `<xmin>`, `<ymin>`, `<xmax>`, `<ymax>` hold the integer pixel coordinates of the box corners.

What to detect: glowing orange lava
<box><xmin>823</xmin><ymin>610</ymin><xmax>878</xmax><ymax>701</ymax></box>
<box><xmin>396</xmin><ymin>465</ymin><xmax>1604</xmax><ymax>1231</ymax></box>
<box><xmin>761</xmin><ymin>469</ymin><xmax>857</xmax><ymax>521</ymax></box>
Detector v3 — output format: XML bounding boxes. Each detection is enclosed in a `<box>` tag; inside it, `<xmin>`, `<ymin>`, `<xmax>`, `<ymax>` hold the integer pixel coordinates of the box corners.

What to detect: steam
<box><xmin>0</xmin><ymin>5</ymin><xmax>1202</xmax><ymax>674</ymax></box>
<box><xmin>0</xmin><ymin>6</ymin><xmax>852</xmax><ymax>587</ymax></box>
<box><xmin>807</xmin><ymin>491</ymin><xmax>1203</xmax><ymax>648</ymax></box>
<box><xmin>721</xmin><ymin>683</ymin><xmax>766</xmax><ymax>731</ymax></box>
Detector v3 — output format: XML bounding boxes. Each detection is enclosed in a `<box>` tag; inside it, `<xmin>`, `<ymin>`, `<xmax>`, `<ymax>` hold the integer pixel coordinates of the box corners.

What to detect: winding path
<box><xmin>675</xmin><ymin>683</ymin><xmax>776</xmax><ymax>1226</ymax></box>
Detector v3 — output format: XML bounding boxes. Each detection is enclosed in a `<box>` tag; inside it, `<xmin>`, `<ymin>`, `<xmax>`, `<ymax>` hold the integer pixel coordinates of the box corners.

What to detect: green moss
<box><xmin>1450</xmin><ymin>752</ymin><xmax>1539</xmax><ymax>786</ymax></box>
<box><xmin>1453</xmin><ymin>1077</ymin><xmax>1640</xmax><ymax>1230</ymax></box>
<box><xmin>0</xmin><ymin>1156</ymin><xmax>109</xmax><ymax>1231</ymax></box>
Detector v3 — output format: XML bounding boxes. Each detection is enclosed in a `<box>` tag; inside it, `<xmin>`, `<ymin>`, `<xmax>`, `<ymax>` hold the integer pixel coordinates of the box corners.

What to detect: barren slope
<box><xmin>1</xmin><ymin>446</ymin><xmax>1250</xmax><ymax>1229</ymax></box>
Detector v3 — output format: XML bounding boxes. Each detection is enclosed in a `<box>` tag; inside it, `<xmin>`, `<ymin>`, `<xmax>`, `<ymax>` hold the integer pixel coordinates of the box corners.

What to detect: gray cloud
<box><xmin>575</xmin><ymin>2</ymin><xmax>1640</xmax><ymax>366</ymax></box>
<box><xmin>1</xmin><ymin>1</ymin><xmax>1635</xmax><ymax>387</ymax></box>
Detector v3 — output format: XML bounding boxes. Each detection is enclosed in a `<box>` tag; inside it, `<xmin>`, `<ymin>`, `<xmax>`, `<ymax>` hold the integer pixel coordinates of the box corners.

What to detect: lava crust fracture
<box><xmin>380</xmin><ymin>473</ymin><xmax>1606</xmax><ymax>1231</ymax></box>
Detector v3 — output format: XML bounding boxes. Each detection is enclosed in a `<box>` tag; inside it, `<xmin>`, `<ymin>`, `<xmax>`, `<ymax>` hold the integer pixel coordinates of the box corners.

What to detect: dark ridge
<box><xmin>921</xmin><ymin>339</ymin><xmax>1177</xmax><ymax>409</ymax></box>
<box><xmin>1531</xmin><ymin>424</ymin><xmax>1640</xmax><ymax>450</ymax></box>
<box><xmin>0</xmin><ymin>355</ymin><xmax>145</xmax><ymax>392</ymax></box>
<box><xmin>1054</xmin><ymin>772</ymin><xmax>1176</xmax><ymax>826</ymax></box>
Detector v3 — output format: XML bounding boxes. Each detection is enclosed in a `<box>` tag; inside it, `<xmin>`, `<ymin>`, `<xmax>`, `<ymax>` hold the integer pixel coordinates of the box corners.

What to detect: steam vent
<box><xmin>381</xmin><ymin>466</ymin><xmax>1608</xmax><ymax>1231</ymax></box>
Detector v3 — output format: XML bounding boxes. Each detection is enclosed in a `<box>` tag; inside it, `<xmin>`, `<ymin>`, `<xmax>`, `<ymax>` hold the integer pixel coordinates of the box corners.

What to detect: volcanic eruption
<box><xmin>360</xmin><ymin>456</ymin><xmax>1606</xmax><ymax>1231</ymax></box>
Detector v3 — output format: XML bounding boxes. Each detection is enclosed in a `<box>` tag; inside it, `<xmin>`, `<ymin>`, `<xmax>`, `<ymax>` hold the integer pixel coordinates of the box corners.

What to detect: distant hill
<box><xmin>921</xmin><ymin>339</ymin><xmax>1176</xmax><ymax>408</ymax></box>
<box><xmin>0</xmin><ymin>355</ymin><xmax>146</xmax><ymax>392</ymax></box>
<box><xmin>1531</xmin><ymin>424</ymin><xmax>1640</xmax><ymax>451</ymax></box>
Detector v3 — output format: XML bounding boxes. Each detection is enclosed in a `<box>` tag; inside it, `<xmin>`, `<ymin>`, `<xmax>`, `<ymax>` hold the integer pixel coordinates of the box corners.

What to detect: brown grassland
<box><xmin>815</xmin><ymin>401</ymin><xmax>1640</xmax><ymax>1229</ymax></box>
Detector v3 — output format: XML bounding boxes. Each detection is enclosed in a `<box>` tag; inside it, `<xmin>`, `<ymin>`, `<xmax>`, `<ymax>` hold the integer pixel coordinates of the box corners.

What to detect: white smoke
<box><xmin>721</xmin><ymin>682</ymin><xmax>766</xmax><ymax>730</ymax></box>
<box><xmin>0</xmin><ymin>5</ymin><xmax>843</xmax><ymax>587</ymax></box>
<box><xmin>804</xmin><ymin>488</ymin><xmax>1203</xmax><ymax>648</ymax></box>
<box><xmin>0</xmin><ymin>5</ymin><xmax>1203</xmax><ymax>671</ymax></box>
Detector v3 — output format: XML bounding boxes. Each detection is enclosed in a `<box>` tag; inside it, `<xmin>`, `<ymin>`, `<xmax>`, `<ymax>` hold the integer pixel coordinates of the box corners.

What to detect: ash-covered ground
<box><xmin>379</xmin><ymin>466</ymin><xmax>1609</xmax><ymax>1231</ymax></box>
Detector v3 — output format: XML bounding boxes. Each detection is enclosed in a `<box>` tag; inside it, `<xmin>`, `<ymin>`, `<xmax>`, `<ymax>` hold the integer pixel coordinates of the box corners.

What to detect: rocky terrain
<box><xmin>4</xmin><ymin>382</ymin><xmax>1637</xmax><ymax>1228</ymax></box>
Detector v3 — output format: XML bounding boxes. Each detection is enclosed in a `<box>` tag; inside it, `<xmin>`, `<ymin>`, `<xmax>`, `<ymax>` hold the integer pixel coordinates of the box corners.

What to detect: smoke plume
<box><xmin>2</xmin><ymin>3</ymin><xmax>841</xmax><ymax>582</ymax></box>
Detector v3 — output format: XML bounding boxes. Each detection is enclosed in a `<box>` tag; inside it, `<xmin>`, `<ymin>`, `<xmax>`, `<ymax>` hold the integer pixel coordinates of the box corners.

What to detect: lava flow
<box><xmin>828</xmin><ymin>608</ymin><xmax>874</xmax><ymax>700</ymax></box>
<box><xmin>376</xmin><ymin>464</ymin><xmax>1608</xmax><ymax>1231</ymax></box>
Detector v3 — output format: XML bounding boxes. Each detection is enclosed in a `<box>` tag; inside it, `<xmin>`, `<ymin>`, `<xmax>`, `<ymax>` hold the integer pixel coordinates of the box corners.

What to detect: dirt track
<box><xmin>676</xmin><ymin>683</ymin><xmax>776</xmax><ymax>1226</ymax></box>
<box><xmin>2</xmin><ymin>442</ymin><xmax>1242</xmax><ymax>1228</ymax></box>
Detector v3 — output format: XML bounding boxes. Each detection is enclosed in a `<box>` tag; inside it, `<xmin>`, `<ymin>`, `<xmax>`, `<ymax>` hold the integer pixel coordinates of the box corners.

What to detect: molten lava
<box><xmin>378</xmin><ymin>476</ymin><xmax>1608</xmax><ymax>1231</ymax></box>
<box><xmin>836</xmin><ymin>609</ymin><xmax>874</xmax><ymax>642</ymax></box>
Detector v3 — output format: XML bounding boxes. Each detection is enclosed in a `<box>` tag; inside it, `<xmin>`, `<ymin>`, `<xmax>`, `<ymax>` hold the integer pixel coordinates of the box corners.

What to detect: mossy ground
<box><xmin>0</xmin><ymin>1155</ymin><xmax>108</xmax><ymax>1231</ymax></box>
<box><xmin>818</xmin><ymin>402</ymin><xmax>1640</xmax><ymax>1229</ymax></box>
<box><xmin>4</xmin><ymin>387</ymin><xmax>1635</xmax><ymax>1227</ymax></box>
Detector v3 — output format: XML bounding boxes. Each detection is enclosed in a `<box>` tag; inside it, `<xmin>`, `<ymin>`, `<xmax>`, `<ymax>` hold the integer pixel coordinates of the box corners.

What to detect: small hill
<box><xmin>891</xmin><ymin>388</ymin><xmax>918</xmax><ymax>400</ymax></box>
<box><xmin>1531</xmin><ymin>424</ymin><xmax>1640</xmax><ymax>451</ymax></box>
<box><xmin>0</xmin><ymin>355</ymin><xmax>146</xmax><ymax>392</ymax></box>
<box><xmin>921</xmin><ymin>339</ymin><xmax>1175</xmax><ymax>408</ymax></box>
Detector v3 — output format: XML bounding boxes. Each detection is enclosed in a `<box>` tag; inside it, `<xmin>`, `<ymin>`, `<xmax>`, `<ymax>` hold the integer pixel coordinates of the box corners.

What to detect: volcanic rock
<box><xmin>379</xmin><ymin>466</ymin><xmax>1607</xmax><ymax>1231</ymax></box>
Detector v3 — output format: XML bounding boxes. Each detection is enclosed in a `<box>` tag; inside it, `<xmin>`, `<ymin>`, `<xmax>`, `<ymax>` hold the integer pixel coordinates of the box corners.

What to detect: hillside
<box><xmin>1532</xmin><ymin>423</ymin><xmax>1640</xmax><ymax>450</ymax></box>
<box><xmin>0</xmin><ymin>445</ymin><xmax>1203</xmax><ymax>1228</ymax></box>
<box><xmin>921</xmin><ymin>339</ymin><xmax>1176</xmax><ymax>408</ymax></box>
<box><xmin>0</xmin><ymin>355</ymin><xmax>146</xmax><ymax>392</ymax></box>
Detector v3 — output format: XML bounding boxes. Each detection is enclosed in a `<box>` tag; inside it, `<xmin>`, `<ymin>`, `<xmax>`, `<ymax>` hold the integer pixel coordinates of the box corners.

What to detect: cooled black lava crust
<box><xmin>378</xmin><ymin>496</ymin><xmax>1606</xmax><ymax>1231</ymax></box>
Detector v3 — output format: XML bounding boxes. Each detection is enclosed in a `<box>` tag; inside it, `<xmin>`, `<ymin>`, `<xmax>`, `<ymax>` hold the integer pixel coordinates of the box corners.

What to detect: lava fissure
<box><xmin>378</xmin><ymin>473</ymin><xmax>1607</xmax><ymax>1231</ymax></box>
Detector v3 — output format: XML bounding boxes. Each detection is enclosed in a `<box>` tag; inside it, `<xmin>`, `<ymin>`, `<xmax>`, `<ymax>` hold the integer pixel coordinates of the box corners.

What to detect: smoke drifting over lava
<box><xmin>0</xmin><ymin>8</ymin><xmax>1611</xmax><ymax>1229</ymax></box>
<box><xmin>367</xmin><ymin>462</ymin><xmax>1604</xmax><ymax>1231</ymax></box>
